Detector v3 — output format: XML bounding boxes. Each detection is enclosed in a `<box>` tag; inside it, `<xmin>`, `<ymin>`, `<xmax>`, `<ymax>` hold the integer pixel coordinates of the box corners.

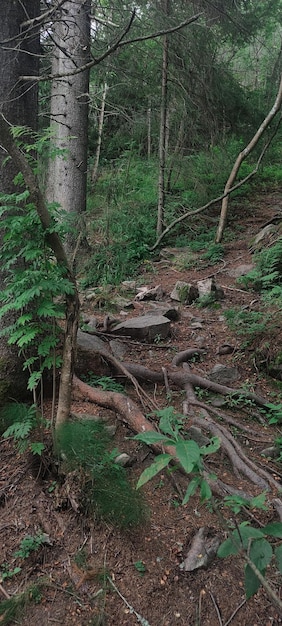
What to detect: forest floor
<box><xmin>1</xmin><ymin>190</ymin><xmax>282</xmax><ymax>626</ymax></box>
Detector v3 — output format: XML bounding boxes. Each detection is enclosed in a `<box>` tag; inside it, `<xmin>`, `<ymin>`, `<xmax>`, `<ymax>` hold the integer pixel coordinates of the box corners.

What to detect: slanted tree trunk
<box><xmin>46</xmin><ymin>0</ymin><xmax>91</xmax><ymax>254</ymax></box>
<box><xmin>215</xmin><ymin>73</ymin><xmax>282</xmax><ymax>243</ymax></box>
<box><xmin>0</xmin><ymin>0</ymin><xmax>40</xmax><ymax>401</ymax></box>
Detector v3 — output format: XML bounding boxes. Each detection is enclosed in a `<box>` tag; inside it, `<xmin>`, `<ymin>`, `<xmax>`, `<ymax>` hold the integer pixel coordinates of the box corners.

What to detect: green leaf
<box><xmin>134</xmin><ymin>431</ymin><xmax>174</xmax><ymax>445</ymax></box>
<box><xmin>249</xmin><ymin>492</ymin><xmax>268</xmax><ymax>511</ymax></box>
<box><xmin>217</xmin><ymin>536</ymin><xmax>240</xmax><ymax>558</ymax></box>
<box><xmin>263</xmin><ymin>522</ymin><xmax>282</xmax><ymax>538</ymax></box>
<box><xmin>27</xmin><ymin>371</ymin><xmax>42</xmax><ymax>391</ymax></box>
<box><xmin>200</xmin><ymin>479</ymin><xmax>212</xmax><ymax>501</ymax></box>
<box><xmin>200</xmin><ymin>437</ymin><xmax>221</xmax><ymax>455</ymax></box>
<box><xmin>158</xmin><ymin>407</ymin><xmax>182</xmax><ymax>437</ymax></box>
<box><xmin>175</xmin><ymin>440</ymin><xmax>201</xmax><ymax>474</ymax></box>
<box><xmin>249</xmin><ymin>538</ymin><xmax>272</xmax><ymax>570</ymax></box>
<box><xmin>30</xmin><ymin>442</ymin><xmax>45</xmax><ymax>456</ymax></box>
<box><xmin>136</xmin><ymin>454</ymin><xmax>172</xmax><ymax>489</ymax></box>
<box><xmin>245</xmin><ymin>563</ymin><xmax>263</xmax><ymax>599</ymax></box>
<box><xmin>182</xmin><ymin>477</ymin><xmax>201</xmax><ymax>505</ymax></box>
<box><xmin>217</xmin><ymin>525</ymin><xmax>265</xmax><ymax>558</ymax></box>
<box><xmin>274</xmin><ymin>544</ymin><xmax>282</xmax><ymax>573</ymax></box>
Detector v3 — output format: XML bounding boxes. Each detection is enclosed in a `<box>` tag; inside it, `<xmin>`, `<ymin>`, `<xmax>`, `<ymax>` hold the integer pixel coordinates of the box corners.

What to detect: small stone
<box><xmin>208</xmin><ymin>364</ymin><xmax>239</xmax><ymax>385</ymax></box>
<box><xmin>115</xmin><ymin>453</ymin><xmax>132</xmax><ymax>466</ymax></box>
<box><xmin>170</xmin><ymin>281</ymin><xmax>199</xmax><ymax>304</ymax></box>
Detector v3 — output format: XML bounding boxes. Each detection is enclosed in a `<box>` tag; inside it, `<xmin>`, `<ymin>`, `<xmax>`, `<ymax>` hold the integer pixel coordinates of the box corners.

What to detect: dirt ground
<box><xmin>1</xmin><ymin>191</ymin><xmax>282</xmax><ymax>626</ymax></box>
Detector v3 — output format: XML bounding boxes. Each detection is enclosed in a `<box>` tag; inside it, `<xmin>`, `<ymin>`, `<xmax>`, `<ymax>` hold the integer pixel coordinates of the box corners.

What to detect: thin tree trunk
<box><xmin>156</xmin><ymin>0</ymin><xmax>170</xmax><ymax>237</ymax></box>
<box><xmin>147</xmin><ymin>98</ymin><xmax>152</xmax><ymax>159</ymax></box>
<box><xmin>215</xmin><ymin>73</ymin><xmax>282</xmax><ymax>243</ymax></box>
<box><xmin>91</xmin><ymin>81</ymin><xmax>108</xmax><ymax>186</ymax></box>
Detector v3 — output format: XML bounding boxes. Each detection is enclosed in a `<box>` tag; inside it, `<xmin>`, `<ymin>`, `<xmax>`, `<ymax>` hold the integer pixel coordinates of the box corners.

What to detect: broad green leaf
<box><xmin>175</xmin><ymin>440</ymin><xmax>200</xmax><ymax>474</ymax></box>
<box><xmin>274</xmin><ymin>544</ymin><xmax>282</xmax><ymax>573</ymax></box>
<box><xmin>159</xmin><ymin>407</ymin><xmax>179</xmax><ymax>437</ymax></box>
<box><xmin>236</xmin><ymin>524</ymin><xmax>265</xmax><ymax>548</ymax></box>
<box><xmin>182</xmin><ymin>477</ymin><xmax>201</xmax><ymax>505</ymax></box>
<box><xmin>249</xmin><ymin>538</ymin><xmax>272</xmax><ymax>570</ymax></box>
<box><xmin>217</xmin><ymin>525</ymin><xmax>265</xmax><ymax>558</ymax></box>
<box><xmin>263</xmin><ymin>522</ymin><xmax>282</xmax><ymax>538</ymax></box>
<box><xmin>217</xmin><ymin>536</ymin><xmax>240</xmax><ymax>558</ymax></box>
<box><xmin>136</xmin><ymin>454</ymin><xmax>172</xmax><ymax>489</ymax></box>
<box><xmin>245</xmin><ymin>563</ymin><xmax>263</xmax><ymax>599</ymax></box>
<box><xmin>201</xmin><ymin>437</ymin><xmax>221</xmax><ymax>455</ymax></box>
<box><xmin>134</xmin><ymin>431</ymin><xmax>174</xmax><ymax>445</ymax></box>
<box><xmin>249</xmin><ymin>492</ymin><xmax>268</xmax><ymax>511</ymax></box>
<box><xmin>200</xmin><ymin>479</ymin><xmax>212</xmax><ymax>501</ymax></box>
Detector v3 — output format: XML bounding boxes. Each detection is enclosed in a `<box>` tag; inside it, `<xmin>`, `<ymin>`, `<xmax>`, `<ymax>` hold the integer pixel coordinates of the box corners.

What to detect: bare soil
<box><xmin>1</xmin><ymin>191</ymin><xmax>282</xmax><ymax>626</ymax></box>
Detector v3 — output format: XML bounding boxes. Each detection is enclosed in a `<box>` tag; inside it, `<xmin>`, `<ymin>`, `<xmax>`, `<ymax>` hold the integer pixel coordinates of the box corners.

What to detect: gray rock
<box><xmin>197</xmin><ymin>277</ymin><xmax>224</xmax><ymax>299</ymax></box>
<box><xmin>77</xmin><ymin>329</ymin><xmax>108</xmax><ymax>353</ymax></box>
<box><xmin>187</xmin><ymin>426</ymin><xmax>210</xmax><ymax>447</ymax></box>
<box><xmin>261</xmin><ymin>446</ymin><xmax>281</xmax><ymax>459</ymax></box>
<box><xmin>112</xmin><ymin>296</ymin><xmax>134</xmax><ymax>310</ymax></box>
<box><xmin>114</xmin><ymin>453</ymin><xmax>132</xmax><ymax>467</ymax></box>
<box><xmin>251</xmin><ymin>224</ymin><xmax>276</xmax><ymax>250</ymax></box>
<box><xmin>81</xmin><ymin>315</ymin><xmax>98</xmax><ymax>331</ymax></box>
<box><xmin>170</xmin><ymin>281</ymin><xmax>199</xmax><ymax>304</ymax></box>
<box><xmin>109</xmin><ymin>339</ymin><xmax>128</xmax><ymax>359</ymax></box>
<box><xmin>135</xmin><ymin>285</ymin><xmax>165</xmax><ymax>301</ymax></box>
<box><xmin>111</xmin><ymin>314</ymin><xmax>171</xmax><ymax>342</ymax></box>
<box><xmin>146</xmin><ymin>302</ymin><xmax>180</xmax><ymax>321</ymax></box>
<box><xmin>228</xmin><ymin>264</ymin><xmax>254</xmax><ymax>278</ymax></box>
<box><xmin>208</xmin><ymin>363</ymin><xmax>239</xmax><ymax>385</ymax></box>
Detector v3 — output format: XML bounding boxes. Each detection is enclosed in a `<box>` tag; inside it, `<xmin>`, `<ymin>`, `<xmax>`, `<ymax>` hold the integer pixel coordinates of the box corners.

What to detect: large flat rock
<box><xmin>112</xmin><ymin>315</ymin><xmax>171</xmax><ymax>341</ymax></box>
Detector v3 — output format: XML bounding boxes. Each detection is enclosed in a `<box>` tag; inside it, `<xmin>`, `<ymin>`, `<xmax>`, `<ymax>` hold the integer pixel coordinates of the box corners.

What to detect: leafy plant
<box><xmin>134</xmin><ymin>407</ymin><xmax>220</xmax><ymax>504</ymax></box>
<box><xmin>134</xmin><ymin>560</ymin><xmax>147</xmax><ymax>575</ymax></box>
<box><xmin>56</xmin><ymin>420</ymin><xmax>148</xmax><ymax>528</ymax></box>
<box><xmin>224</xmin><ymin>308</ymin><xmax>269</xmax><ymax>341</ymax></box>
<box><xmin>82</xmin><ymin>373</ymin><xmax>125</xmax><ymax>394</ymax></box>
<box><xmin>0</xmin><ymin>402</ymin><xmax>46</xmax><ymax>455</ymax></box>
<box><xmin>263</xmin><ymin>402</ymin><xmax>282</xmax><ymax>425</ymax></box>
<box><xmin>14</xmin><ymin>533</ymin><xmax>48</xmax><ymax>560</ymax></box>
<box><xmin>0</xmin><ymin>184</ymin><xmax>74</xmax><ymax>401</ymax></box>
<box><xmin>217</xmin><ymin>521</ymin><xmax>282</xmax><ymax>599</ymax></box>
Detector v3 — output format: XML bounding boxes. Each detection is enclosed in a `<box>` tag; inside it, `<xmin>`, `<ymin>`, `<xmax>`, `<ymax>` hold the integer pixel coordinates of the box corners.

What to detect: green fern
<box><xmin>56</xmin><ymin>420</ymin><xmax>148</xmax><ymax>528</ymax></box>
<box><xmin>0</xmin><ymin>402</ymin><xmax>45</xmax><ymax>454</ymax></box>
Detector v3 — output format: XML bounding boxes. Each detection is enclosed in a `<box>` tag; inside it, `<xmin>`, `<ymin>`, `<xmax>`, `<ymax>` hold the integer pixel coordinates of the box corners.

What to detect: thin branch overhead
<box><xmin>20</xmin><ymin>12</ymin><xmax>203</xmax><ymax>83</ymax></box>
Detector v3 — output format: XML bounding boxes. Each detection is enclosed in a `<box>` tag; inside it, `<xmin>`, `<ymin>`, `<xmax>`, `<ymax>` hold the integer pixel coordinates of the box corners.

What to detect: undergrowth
<box><xmin>56</xmin><ymin>420</ymin><xmax>148</xmax><ymax>528</ymax></box>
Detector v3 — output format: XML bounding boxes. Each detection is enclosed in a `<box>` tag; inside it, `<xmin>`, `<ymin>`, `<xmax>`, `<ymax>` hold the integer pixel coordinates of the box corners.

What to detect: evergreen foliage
<box><xmin>56</xmin><ymin>420</ymin><xmax>148</xmax><ymax>528</ymax></box>
<box><xmin>0</xmin><ymin>142</ymin><xmax>74</xmax><ymax>397</ymax></box>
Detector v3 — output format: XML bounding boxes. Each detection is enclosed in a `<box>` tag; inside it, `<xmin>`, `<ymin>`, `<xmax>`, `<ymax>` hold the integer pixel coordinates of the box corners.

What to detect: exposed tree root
<box><xmin>73</xmin><ymin>342</ymin><xmax>282</xmax><ymax>513</ymax></box>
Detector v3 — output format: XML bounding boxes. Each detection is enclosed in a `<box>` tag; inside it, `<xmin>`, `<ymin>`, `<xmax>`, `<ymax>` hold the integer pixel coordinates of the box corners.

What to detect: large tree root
<box><xmin>73</xmin><ymin>341</ymin><xmax>282</xmax><ymax>515</ymax></box>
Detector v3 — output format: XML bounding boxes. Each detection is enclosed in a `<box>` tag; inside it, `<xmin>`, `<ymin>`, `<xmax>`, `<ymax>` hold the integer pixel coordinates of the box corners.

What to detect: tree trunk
<box><xmin>156</xmin><ymin>0</ymin><xmax>170</xmax><ymax>237</ymax></box>
<box><xmin>215</xmin><ymin>73</ymin><xmax>282</xmax><ymax>243</ymax></box>
<box><xmin>91</xmin><ymin>81</ymin><xmax>108</xmax><ymax>187</ymax></box>
<box><xmin>46</xmin><ymin>0</ymin><xmax>91</xmax><ymax>253</ymax></box>
<box><xmin>0</xmin><ymin>0</ymin><xmax>40</xmax><ymax>401</ymax></box>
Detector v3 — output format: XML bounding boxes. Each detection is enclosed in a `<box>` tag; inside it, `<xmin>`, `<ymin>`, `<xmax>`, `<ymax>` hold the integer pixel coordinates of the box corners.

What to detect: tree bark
<box><xmin>46</xmin><ymin>0</ymin><xmax>91</xmax><ymax>254</ymax></box>
<box><xmin>156</xmin><ymin>0</ymin><xmax>170</xmax><ymax>237</ymax></box>
<box><xmin>215</xmin><ymin>73</ymin><xmax>282</xmax><ymax>243</ymax></box>
<box><xmin>0</xmin><ymin>0</ymin><xmax>40</xmax><ymax>400</ymax></box>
